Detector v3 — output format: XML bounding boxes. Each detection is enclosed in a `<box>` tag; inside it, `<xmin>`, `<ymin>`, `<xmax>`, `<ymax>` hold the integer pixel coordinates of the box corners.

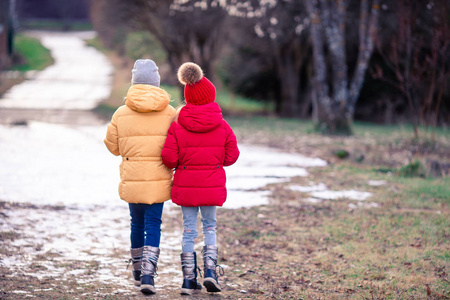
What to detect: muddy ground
<box><xmin>1</xmin><ymin>126</ymin><xmax>449</xmax><ymax>299</ymax></box>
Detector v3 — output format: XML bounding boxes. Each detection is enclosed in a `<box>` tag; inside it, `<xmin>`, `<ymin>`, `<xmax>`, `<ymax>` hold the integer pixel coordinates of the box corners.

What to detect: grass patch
<box><xmin>216</xmin><ymin>162</ymin><xmax>449</xmax><ymax>298</ymax></box>
<box><xmin>11</xmin><ymin>34</ymin><xmax>53</xmax><ymax>72</ymax></box>
<box><xmin>397</xmin><ymin>160</ymin><xmax>427</xmax><ymax>178</ymax></box>
<box><xmin>353</xmin><ymin>121</ymin><xmax>449</xmax><ymax>139</ymax></box>
<box><xmin>161</xmin><ymin>84</ymin><xmax>184</xmax><ymax>108</ymax></box>
<box><xmin>20</xmin><ymin>20</ymin><xmax>93</xmax><ymax>31</ymax></box>
<box><xmin>398</xmin><ymin>176</ymin><xmax>450</xmax><ymax>208</ymax></box>
<box><xmin>216</xmin><ymin>89</ymin><xmax>272</xmax><ymax>114</ymax></box>
<box><xmin>210</xmin><ymin>118</ymin><xmax>450</xmax><ymax>299</ymax></box>
<box><xmin>228</xmin><ymin>116</ymin><xmax>450</xmax><ymax>170</ymax></box>
<box><xmin>125</xmin><ymin>31</ymin><xmax>166</xmax><ymax>64</ymax></box>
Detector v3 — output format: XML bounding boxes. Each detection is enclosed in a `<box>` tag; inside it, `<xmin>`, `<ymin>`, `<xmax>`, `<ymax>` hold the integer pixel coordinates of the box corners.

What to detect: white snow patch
<box><xmin>12</xmin><ymin>291</ymin><xmax>30</xmax><ymax>294</ymax></box>
<box><xmin>304</xmin><ymin>198</ymin><xmax>323</xmax><ymax>203</ymax></box>
<box><xmin>310</xmin><ymin>190</ymin><xmax>373</xmax><ymax>201</ymax></box>
<box><xmin>234</xmin><ymin>145</ymin><xmax>327</xmax><ymax>168</ymax></box>
<box><xmin>222</xmin><ymin>145</ymin><xmax>327</xmax><ymax>208</ymax></box>
<box><xmin>289</xmin><ymin>183</ymin><xmax>327</xmax><ymax>192</ymax></box>
<box><xmin>223</xmin><ymin>190</ymin><xmax>271</xmax><ymax>209</ymax></box>
<box><xmin>368</xmin><ymin>180</ymin><xmax>387</xmax><ymax>186</ymax></box>
<box><xmin>348</xmin><ymin>202</ymin><xmax>380</xmax><ymax>209</ymax></box>
<box><xmin>227</xmin><ymin>166</ymin><xmax>308</xmax><ymax>178</ymax></box>
<box><xmin>289</xmin><ymin>183</ymin><xmax>376</xmax><ymax>207</ymax></box>
<box><xmin>227</xmin><ymin>176</ymin><xmax>289</xmax><ymax>190</ymax></box>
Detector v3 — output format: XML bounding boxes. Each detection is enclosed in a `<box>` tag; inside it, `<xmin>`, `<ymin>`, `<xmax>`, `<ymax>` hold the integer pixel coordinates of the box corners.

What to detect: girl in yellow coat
<box><xmin>104</xmin><ymin>59</ymin><xmax>176</xmax><ymax>295</ymax></box>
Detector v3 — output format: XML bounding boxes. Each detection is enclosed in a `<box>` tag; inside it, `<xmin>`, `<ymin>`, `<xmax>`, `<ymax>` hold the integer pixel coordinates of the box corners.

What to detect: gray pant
<box><xmin>181</xmin><ymin>206</ymin><xmax>217</xmax><ymax>253</ymax></box>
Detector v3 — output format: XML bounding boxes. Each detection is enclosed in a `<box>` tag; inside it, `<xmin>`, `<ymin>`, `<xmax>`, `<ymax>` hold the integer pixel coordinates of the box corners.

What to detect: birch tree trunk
<box><xmin>305</xmin><ymin>0</ymin><xmax>380</xmax><ymax>135</ymax></box>
<box><xmin>348</xmin><ymin>0</ymin><xmax>380</xmax><ymax>113</ymax></box>
<box><xmin>304</xmin><ymin>0</ymin><xmax>335</xmax><ymax>131</ymax></box>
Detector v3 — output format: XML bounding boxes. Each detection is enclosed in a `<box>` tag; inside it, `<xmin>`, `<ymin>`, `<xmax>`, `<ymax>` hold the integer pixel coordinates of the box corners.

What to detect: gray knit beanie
<box><xmin>131</xmin><ymin>59</ymin><xmax>160</xmax><ymax>87</ymax></box>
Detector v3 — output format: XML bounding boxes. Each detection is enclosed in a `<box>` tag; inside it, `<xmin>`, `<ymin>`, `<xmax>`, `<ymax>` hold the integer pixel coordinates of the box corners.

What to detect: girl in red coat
<box><xmin>161</xmin><ymin>62</ymin><xmax>240</xmax><ymax>295</ymax></box>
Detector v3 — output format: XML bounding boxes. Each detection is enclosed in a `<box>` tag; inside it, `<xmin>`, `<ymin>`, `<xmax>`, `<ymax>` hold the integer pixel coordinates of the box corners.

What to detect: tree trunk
<box><xmin>278</xmin><ymin>53</ymin><xmax>300</xmax><ymax>117</ymax></box>
<box><xmin>348</xmin><ymin>0</ymin><xmax>380</xmax><ymax>115</ymax></box>
<box><xmin>305</xmin><ymin>0</ymin><xmax>379</xmax><ymax>135</ymax></box>
<box><xmin>315</xmin><ymin>99</ymin><xmax>352</xmax><ymax>135</ymax></box>
<box><xmin>305</xmin><ymin>0</ymin><xmax>352</xmax><ymax>134</ymax></box>
<box><xmin>321</xmin><ymin>0</ymin><xmax>349</xmax><ymax>110</ymax></box>
<box><xmin>299</xmin><ymin>83</ymin><xmax>313</xmax><ymax>118</ymax></box>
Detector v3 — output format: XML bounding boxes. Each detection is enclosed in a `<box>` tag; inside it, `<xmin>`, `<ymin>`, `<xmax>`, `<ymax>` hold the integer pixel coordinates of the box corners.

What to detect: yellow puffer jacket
<box><xmin>104</xmin><ymin>84</ymin><xmax>176</xmax><ymax>204</ymax></box>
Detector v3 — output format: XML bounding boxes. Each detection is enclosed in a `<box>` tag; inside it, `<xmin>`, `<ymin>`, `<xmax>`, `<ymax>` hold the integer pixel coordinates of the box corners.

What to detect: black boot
<box><xmin>180</xmin><ymin>252</ymin><xmax>202</xmax><ymax>295</ymax></box>
<box><xmin>129</xmin><ymin>247</ymin><xmax>143</xmax><ymax>286</ymax></box>
<box><xmin>140</xmin><ymin>246</ymin><xmax>159</xmax><ymax>295</ymax></box>
<box><xmin>203</xmin><ymin>245</ymin><xmax>222</xmax><ymax>293</ymax></box>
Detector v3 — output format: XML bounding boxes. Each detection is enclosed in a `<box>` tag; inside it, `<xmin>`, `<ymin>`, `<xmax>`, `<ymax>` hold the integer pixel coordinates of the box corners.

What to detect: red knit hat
<box><xmin>177</xmin><ymin>62</ymin><xmax>216</xmax><ymax>105</ymax></box>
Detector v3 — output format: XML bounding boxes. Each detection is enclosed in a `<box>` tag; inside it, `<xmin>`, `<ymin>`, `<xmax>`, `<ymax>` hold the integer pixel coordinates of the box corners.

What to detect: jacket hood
<box><xmin>178</xmin><ymin>102</ymin><xmax>223</xmax><ymax>133</ymax></box>
<box><xmin>125</xmin><ymin>84</ymin><xmax>171</xmax><ymax>113</ymax></box>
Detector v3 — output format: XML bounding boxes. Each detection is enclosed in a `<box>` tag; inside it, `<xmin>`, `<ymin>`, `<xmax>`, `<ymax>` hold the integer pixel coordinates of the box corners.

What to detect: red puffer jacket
<box><xmin>161</xmin><ymin>102</ymin><xmax>240</xmax><ymax>206</ymax></box>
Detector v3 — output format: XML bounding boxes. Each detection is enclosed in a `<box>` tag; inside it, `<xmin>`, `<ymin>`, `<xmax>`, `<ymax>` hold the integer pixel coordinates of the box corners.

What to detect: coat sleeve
<box><xmin>104</xmin><ymin>111</ymin><xmax>120</xmax><ymax>156</ymax></box>
<box><xmin>161</xmin><ymin>123</ymin><xmax>179</xmax><ymax>169</ymax></box>
<box><xmin>223</xmin><ymin>121</ymin><xmax>240</xmax><ymax>167</ymax></box>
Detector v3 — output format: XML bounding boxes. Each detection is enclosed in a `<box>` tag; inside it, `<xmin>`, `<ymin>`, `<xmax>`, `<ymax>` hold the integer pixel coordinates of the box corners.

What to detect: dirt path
<box><xmin>0</xmin><ymin>121</ymin><xmax>332</xmax><ymax>298</ymax></box>
<box><xmin>0</xmin><ymin>31</ymin><xmax>112</xmax><ymax>111</ymax></box>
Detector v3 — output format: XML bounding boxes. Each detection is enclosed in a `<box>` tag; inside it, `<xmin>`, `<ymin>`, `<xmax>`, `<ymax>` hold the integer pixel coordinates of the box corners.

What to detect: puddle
<box><xmin>224</xmin><ymin>145</ymin><xmax>327</xmax><ymax>209</ymax></box>
<box><xmin>0</xmin><ymin>122</ymin><xmax>328</xmax><ymax>209</ymax></box>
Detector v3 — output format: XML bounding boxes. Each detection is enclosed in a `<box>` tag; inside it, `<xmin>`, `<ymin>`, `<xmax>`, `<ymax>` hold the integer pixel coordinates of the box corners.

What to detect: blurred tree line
<box><xmin>90</xmin><ymin>0</ymin><xmax>449</xmax><ymax>136</ymax></box>
<box><xmin>0</xmin><ymin>0</ymin><xmax>16</xmax><ymax>70</ymax></box>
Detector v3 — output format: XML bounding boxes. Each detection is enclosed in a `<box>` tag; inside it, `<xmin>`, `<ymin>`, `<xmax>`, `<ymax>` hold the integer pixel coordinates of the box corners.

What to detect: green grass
<box><xmin>399</xmin><ymin>177</ymin><xmax>450</xmax><ymax>207</ymax></box>
<box><xmin>125</xmin><ymin>31</ymin><xmax>166</xmax><ymax>64</ymax></box>
<box><xmin>20</xmin><ymin>20</ymin><xmax>93</xmax><ymax>31</ymax></box>
<box><xmin>228</xmin><ymin>116</ymin><xmax>450</xmax><ymax>140</ymax></box>
<box><xmin>267</xmin><ymin>161</ymin><xmax>449</xmax><ymax>298</ymax></box>
<box><xmin>216</xmin><ymin>89</ymin><xmax>272</xmax><ymax>114</ymax></box>
<box><xmin>85</xmin><ymin>37</ymin><xmax>107</xmax><ymax>53</ymax></box>
<box><xmin>227</xmin><ymin>115</ymin><xmax>313</xmax><ymax>135</ymax></box>
<box><xmin>158</xmin><ymin>84</ymin><xmax>269</xmax><ymax>114</ymax></box>
<box><xmin>165</xmin><ymin>115</ymin><xmax>450</xmax><ymax>297</ymax></box>
<box><xmin>353</xmin><ymin>121</ymin><xmax>450</xmax><ymax>142</ymax></box>
<box><xmin>11</xmin><ymin>34</ymin><xmax>53</xmax><ymax>72</ymax></box>
<box><xmin>161</xmin><ymin>84</ymin><xmax>184</xmax><ymax>108</ymax></box>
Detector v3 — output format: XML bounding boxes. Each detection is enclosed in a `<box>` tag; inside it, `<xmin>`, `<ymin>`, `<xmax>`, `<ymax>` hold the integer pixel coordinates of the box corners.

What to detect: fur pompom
<box><xmin>177</xmin><ymin>62</ymin><xmax>203</xmax><ymax>85</ymax></box>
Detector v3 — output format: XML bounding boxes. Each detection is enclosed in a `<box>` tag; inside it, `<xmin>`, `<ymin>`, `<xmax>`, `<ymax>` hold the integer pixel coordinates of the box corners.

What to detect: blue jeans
<box><xmin>129</xmin><ymin>203</ymin><xmax>164</xmax><ymax>248</ymax></box>
<box><xmin>181</xmin><ymin>206</ymin><xmax>217</xmax><ymax>253</ymax></box>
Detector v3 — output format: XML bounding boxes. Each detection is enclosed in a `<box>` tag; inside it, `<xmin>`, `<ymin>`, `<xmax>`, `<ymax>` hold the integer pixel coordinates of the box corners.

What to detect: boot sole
<box><xmin>180</xmin><ymin>288</ymin><xmax>193</xmax><ymax>295</ymax></box>
<box><xmin>180</xmin><ymin>288</ymin><xmax>202</xmax><ymax>295</ymax></box>
<box><xmin>204</xmin><ymin>278</ymin><xmax>221</xmax><ymax>293</ymax></box>
<box><xmin>140</xmin><ymin>284</ymin><xmax>156</xmax><ymax>295</ymax></box>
